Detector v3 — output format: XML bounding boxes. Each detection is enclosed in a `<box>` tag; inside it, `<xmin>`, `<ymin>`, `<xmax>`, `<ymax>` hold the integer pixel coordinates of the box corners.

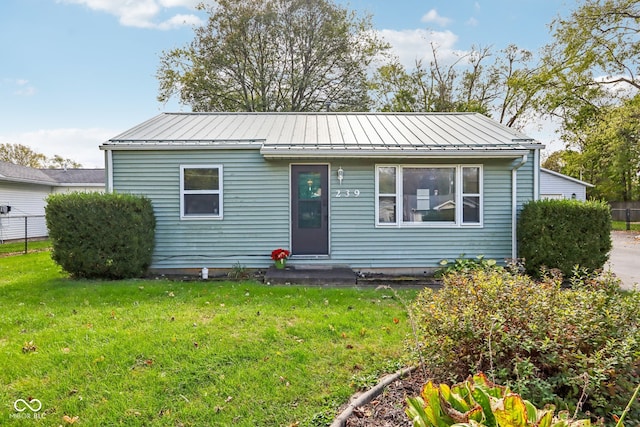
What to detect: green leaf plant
<box><xmin>406</xmin><ymin>373</ymin><xmax>592</xmax><ymax>427</ymax></box>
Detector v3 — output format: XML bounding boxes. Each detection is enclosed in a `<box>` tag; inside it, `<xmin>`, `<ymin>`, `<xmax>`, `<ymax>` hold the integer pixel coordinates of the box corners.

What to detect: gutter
<box><xmin>511</xmin><ymin>154</ymin><xmax>528</xmax><ymax>259</ymax></box>
<box><xmin>261</xmin><ymin>148</ymin><xmax>530</xmax><ymax>159</ymax></box>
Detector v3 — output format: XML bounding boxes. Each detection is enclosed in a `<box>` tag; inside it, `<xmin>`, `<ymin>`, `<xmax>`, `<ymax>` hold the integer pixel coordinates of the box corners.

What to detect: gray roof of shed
<box><xmin>0</xmin><ymin>161</ymin><xmax>104</xmax><ymax>186</ymax></box>
<box><xmin>540</xmin><ymin>168</ymin><xmax>594</xmax><ymax>187</ymax></box>
<box><xmin>101</xmin><ymin>112</ymin><xmax>542</xmax><ymax>158</ymax></box>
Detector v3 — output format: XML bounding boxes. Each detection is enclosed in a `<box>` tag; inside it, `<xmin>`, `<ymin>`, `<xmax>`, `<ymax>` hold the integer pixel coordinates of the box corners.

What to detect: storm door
<box><xmin>291</xmin><ymin>165</ymin><xmax>329</xmax><ymax>255</ymax></box>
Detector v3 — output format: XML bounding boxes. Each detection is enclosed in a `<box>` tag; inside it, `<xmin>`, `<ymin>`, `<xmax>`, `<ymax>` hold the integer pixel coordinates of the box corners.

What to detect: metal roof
<box><xmin>102</xmin><ymin>112</ymin><xmax>542</xmax><ymax>158</ymax></box>
<box><xmin>541</xmin><ymin>168</ymin><xmax>594</xmax><ymax>187</ymax></box>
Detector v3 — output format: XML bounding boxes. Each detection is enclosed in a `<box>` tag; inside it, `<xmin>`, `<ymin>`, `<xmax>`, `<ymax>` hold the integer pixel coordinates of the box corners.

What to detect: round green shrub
<box><xmin>411</xmin><ymin>269</ymin><xmax>640</xmax><ymax>424</ymax></box>
<box><xmin>517</xmin><ymin>199</ymin><xmax>612</xmax><ymax>277</ymax></box>
<box><xmin>45</xmin><ymin>192</ymin><xmax>156</xmax><ymax>279</ymax></box>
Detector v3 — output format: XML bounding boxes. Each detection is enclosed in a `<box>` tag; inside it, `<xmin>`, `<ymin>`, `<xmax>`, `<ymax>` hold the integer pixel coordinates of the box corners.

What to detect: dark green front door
<box><xmin>291</xmin><ymin>165</ymin><xmax>329</xmax><ymax>255</ymax></box>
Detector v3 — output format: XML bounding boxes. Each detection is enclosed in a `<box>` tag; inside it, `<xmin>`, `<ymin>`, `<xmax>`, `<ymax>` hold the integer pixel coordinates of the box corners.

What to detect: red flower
<box><xmin>271</xmin><ymin>248</ymin><xmax>290</xmax><ymax>261</ymax></box>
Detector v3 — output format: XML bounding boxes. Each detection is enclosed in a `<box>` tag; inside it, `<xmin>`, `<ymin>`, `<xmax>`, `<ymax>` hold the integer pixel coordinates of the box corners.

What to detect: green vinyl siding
<box><xmin>110</xmin><ymin>149</ymin><xmax>537</xmax><ymax>270</ymax></box>
<box><xmin>112</xmin><ymin>149</ymin><xmax>291</xmax><ymax>269</ymax></box>
<box><xmin>326</xmin><ymin>158</ymin><xmax>517</xmax><ymax>268</ymax></box>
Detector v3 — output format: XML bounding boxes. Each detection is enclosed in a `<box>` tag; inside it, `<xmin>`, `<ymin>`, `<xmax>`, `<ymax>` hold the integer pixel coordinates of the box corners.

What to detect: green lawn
<box><xmin>612</xmin><ymin>220</ymin><xmax>640</xmax><ymax>231</ymax></box>
<box><xmin>0</xmin><ymin>239</ymin><xmax>51</xmax><ymax>255</ymax></box>
<box><xmin>0</xmin><ymin>250</ymin><xmax>417</xmax><ymax>426</ymax></box>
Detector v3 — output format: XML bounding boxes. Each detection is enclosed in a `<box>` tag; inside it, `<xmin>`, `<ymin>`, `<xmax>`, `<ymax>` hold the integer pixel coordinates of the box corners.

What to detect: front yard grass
<box><xmin>0</xmin><ymin>250</ymin><xmax>417</xmax><ymax>426</ymax></box>
<box><xmin>612</xmin><ymin>220</ymin><xmax>640</xmax><ymax>231</ymax></box>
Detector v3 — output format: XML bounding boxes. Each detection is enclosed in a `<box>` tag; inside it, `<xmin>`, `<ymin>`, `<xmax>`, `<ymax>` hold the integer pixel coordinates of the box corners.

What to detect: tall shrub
<box><xmin>411</xmin><ymin>269</ymin><xmax>640</xmax><ymax>424</ymax></box>
<box><xmin>517</xmin><ymin>199</ymin><xmax>611</xmax><ymax>277</ymax></box>
<box><xmin>45</xmin><ymin>192</ymin><xmax>155</xmax><ymax>279</ymax></box>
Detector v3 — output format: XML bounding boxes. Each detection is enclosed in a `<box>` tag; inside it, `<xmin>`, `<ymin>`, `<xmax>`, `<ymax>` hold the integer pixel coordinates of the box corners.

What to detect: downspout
<box><xmin>105</xmin><ymin>149</ymin><xmax>114</xmax><ymax>193</ymax></box>
<box><xmin>533</xmin><ymin>148</ymin><xmax>540</xmax><ymax>201</ymax></box>
<box><xmin>511</xmin><ymin>154</ymin><xmax>528</xmax><ymax>259</ymax></box>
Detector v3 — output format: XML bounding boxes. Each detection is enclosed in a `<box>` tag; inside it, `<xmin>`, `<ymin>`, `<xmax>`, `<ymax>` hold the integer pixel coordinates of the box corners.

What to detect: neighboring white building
<box><xmin>0</xmin><ymin>161</ymin><xmax>104</xmax><ymax>242</ymax></box>
<box><xmin>540</xmin><ymin>167</ymin><xmax>593</xmax><ymax>201</ymax></box>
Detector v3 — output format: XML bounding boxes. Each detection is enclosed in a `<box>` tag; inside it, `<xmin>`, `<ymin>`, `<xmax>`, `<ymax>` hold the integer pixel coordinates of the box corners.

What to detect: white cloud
<box><xmin>466</xmin><ymin>17</ymin><xmax>479</xmax><ymax>27</ymax></box>
<box><xmin>0</xmin><ymin>128</ymin><xmax>114</xmax><ymax>168</ymax></box>
<box><xmin>58</xmin><ymin>0</ymin><xmax>203</xmax><ymax>30</ymax></box>
<box><xmin>2</xmin><ymin>78</ymin><xmax>37</xmax><ymax>97</ymax></box>
<box><xmin>420</xmin><ymin>9</ymin><xmax>452</xmax><ymax>27</ymax></box>
<box><xmin>156</xmin><ymin>13</ymin><xmax>204</xmax><ymax>30</ymax></box>
<box><xmin>378</xmin><ymin>28</ymin><xmax>464</xmax><ymax>69</ymax></box>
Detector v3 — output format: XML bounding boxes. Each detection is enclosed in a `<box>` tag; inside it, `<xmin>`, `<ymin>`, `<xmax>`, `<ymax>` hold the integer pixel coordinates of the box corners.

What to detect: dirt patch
<box><xmin>344</xmin><ymin>368</ymin><xmax>429</xmax><ymax>427</ymax></box>
<box><xmin>0</xmin><ymin>248</ymin><xmax>50</xmax><ymax>258</ymax></box>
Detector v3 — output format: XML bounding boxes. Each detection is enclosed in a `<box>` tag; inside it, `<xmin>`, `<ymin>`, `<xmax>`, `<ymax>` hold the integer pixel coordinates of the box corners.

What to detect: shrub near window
<box><xmin>45</xmin><ymin>192</ymin><xmax>155</xmax><ymax>279</ymax></box>
<box><xmin>517</xmin><ymin>199</ymin><xmax>611</xmax><ymax>277</ymax></box>
<box><xmin>411</xmin><ymin>269</ymin><xmax>640</xmax><ymax>424</ymax></box>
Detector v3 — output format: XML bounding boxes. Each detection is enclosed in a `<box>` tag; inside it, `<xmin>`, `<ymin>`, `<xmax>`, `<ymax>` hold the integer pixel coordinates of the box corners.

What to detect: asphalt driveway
<box><xmin>608</xmin><ymin>230</ymin><xmax>640</xmax><ymax>291</ymax></box>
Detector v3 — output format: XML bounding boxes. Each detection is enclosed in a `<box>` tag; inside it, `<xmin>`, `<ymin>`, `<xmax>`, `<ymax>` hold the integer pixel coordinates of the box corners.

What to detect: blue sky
<box><xmin>0</xmin><ymin>0</ymin><xmax>575</xmax><ymax>167</ymax></box>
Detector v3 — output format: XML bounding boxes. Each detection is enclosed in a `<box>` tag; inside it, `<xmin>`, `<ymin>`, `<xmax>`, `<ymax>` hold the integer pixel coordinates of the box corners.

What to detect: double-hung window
<box><xmin>375</xmin><ymin>165</ymin><xmax>482</xmax><ymax>227</ymax></box>
<box><xmin>180</xmin><ymin>165</ymin><xmax>223</xmax><ymax>219</ymax></box>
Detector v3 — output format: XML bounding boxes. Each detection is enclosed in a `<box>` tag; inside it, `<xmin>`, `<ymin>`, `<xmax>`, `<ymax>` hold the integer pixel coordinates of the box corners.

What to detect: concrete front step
<box><xmin>264</xmin><ymin>264</ymin><xmax>357</xmax><ymax>286</ymax></box>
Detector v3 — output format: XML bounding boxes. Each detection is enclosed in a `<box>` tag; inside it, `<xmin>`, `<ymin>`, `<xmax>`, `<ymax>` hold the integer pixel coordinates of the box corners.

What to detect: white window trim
<box><xmin>375</xmin><ymin>164</ymin><xmax>483</xmax><ymax>228</ymax></box>
<box><xmin>374</xmin><ymin>165</ymin><xmax>399</xmax><ymax>226</ymax></box>
<box><xmin>180</xmin><ymin>164</ymin><xmax>223</xmax><ymax>220</ymax></box>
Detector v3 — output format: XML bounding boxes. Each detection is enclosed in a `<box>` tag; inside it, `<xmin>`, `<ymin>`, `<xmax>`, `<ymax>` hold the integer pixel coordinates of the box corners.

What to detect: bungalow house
<box><xmin>0</xmin><ymin>161</ymin><xmax>104</xmax><ymax>241</ymax></box>
<box><xmin>100</xmin><ymin>112</ymin><xmax>543</xmax><ymax>274</ymax></box>
<box><xmin>539</xmin><ymin>167</ymin><xmax>593</xmax><ymax>201</ymax></box>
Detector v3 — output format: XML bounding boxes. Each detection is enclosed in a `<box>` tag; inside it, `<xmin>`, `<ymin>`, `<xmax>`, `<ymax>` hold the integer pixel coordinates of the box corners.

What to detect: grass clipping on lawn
<box><xmin>0</xmin><ymin>251</ymin><xmax>416</xmax><ymax>426</ymax></box>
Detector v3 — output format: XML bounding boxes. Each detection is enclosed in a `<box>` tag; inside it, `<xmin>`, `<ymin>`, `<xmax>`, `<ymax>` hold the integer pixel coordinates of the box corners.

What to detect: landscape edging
<box><xmin>329</xmin><ymin>365</ymin><xmax>418</xmax><ymax>427</ymax></box>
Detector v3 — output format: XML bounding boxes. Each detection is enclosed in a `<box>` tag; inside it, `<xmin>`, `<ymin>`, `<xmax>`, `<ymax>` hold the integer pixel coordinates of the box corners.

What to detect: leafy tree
<box><xmin>541</xmin><ymin>149</ymin><xmax>585</xmax><ymax>178</ymax></box>
<box><xmin>0</xmin><ymin>143</ymin><xmax>47</xmax><ymax>168</ymax></box>
<box><xmin>540</xmin><ymin>0</ymin><xmax>640</xmax><ymax>200</ymax></box>
<box><xmin>0</xmin><ymin>143</ymin><xmax>82</xmax><ymax>169</ymax></box>
<box><xmin>47</xmin><ymin>155</ymin><xmax>82</xmax><ymax>169</ymax></box>
<box><xmin>369</xmin><ymin>44</ymin><xmax>547</xmax><ymax>129</ymax></box>
<box><xmin>544</xmin><ymin>97</ymin><xmax>640</xmax><ymax>201</ymax></box>
<box><xmin>581</xmin><ymin>96</ymin><xmax>640</xmax><ymax>200</ymax></box>
<box><xmin>549</xmin><ymin>0</ymin><xmax>640</xmax><ymax>93</ymax></box>
<box><xmin>157</xmin><ymin>0</ymin><xmax>388</xmax><ymax>112</ymax></box>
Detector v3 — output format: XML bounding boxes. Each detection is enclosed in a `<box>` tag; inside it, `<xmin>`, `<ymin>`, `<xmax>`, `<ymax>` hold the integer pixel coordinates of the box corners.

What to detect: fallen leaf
<box><xmin>225</xmin><ymin>396</ymin><xmax>233</xmax><ymax>403</ymax></box>
<box><xmin>61</xmin><ymin>347</ymin><xmax>71</xmax><ymax>353</ymax></box>
<box><xmin>393</xmin><ymin>318</ymin><xmax>400</xmax><ymax>324</ymax></box>
<box><xmin>22</xmin><ymin>341</ymin><xmax>37</xmax><ymax>353</ymax></box>
<box><xmin>62</xmin><ymin>415</ymin><xmax>79</xmax><ymax>424</ymax></box>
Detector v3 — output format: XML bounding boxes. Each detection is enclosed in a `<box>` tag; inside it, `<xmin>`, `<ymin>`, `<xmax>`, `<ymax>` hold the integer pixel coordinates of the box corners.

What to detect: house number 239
<box><xmin>335</xmin><ymin>189</ymin><xmax>360</xmax><ymax>198</ymax></box>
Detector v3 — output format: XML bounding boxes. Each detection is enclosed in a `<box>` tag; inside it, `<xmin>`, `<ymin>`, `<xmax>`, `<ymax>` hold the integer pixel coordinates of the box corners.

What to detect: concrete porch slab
<box><xmin>264</xmin><ymin>264</ymin><xmax>357</xmax><ymax>286</ymax></box>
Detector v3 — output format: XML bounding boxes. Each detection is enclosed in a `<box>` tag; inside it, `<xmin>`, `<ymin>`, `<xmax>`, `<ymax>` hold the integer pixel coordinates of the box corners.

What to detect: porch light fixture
<box><xmin>337</xmin><ymin>167</ymin><xmax>344</xmax><ymax>185</ymax></box>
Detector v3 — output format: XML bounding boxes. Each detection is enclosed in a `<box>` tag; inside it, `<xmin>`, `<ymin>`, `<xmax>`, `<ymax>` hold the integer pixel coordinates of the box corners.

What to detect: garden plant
<box><xmin>410</xmin><ymin>267</ymin><xmax>640</xmax><ymax>425</ymax></box>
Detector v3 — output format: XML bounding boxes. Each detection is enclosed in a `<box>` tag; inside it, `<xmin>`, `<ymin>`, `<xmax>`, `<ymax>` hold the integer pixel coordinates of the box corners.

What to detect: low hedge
<box><xmin>45</xmin><ymin>192</ymin><xmax>155</xmax><ymax>279</ymax></box>
<box><xmin>517</xmin><ymin>199</ymin><xmax>611</xmax><ymax>277</ymax></box>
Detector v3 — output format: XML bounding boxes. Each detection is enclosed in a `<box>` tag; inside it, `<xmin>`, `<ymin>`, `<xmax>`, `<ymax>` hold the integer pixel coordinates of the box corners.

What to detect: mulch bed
<box><xmin>345</xmin><ymin>368</ymin><xmax>429</xmax><ymax>427</ymax></box>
